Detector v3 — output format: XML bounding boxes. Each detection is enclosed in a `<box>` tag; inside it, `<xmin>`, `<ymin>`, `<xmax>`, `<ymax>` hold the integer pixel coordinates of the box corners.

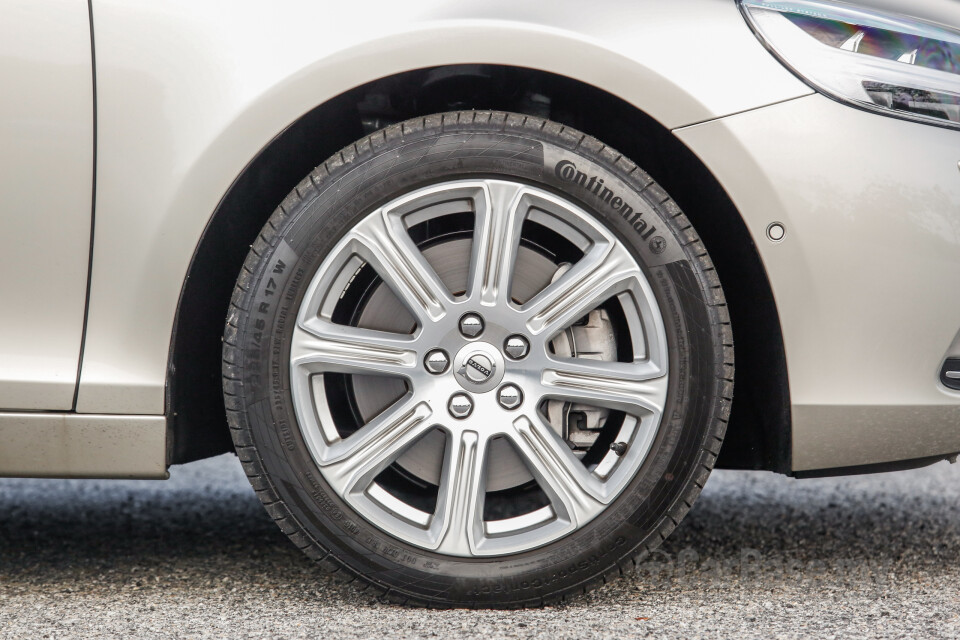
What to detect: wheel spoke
<box><xmin>540</xmin><ymin>358</ymin><xmax>667</xmax><ymax>417</ymax></box>
<box><xmin>350</xmin><ymin>209</ymin><xmax>453</xmax><ymax>324</ymax></box>
<box><xmin>432</xmin><ymin>430</ymin><xmax>487</xmax><ymax>555</ymax></box>
<box><xmin>522</xmin><ymin>242</ymin><xmax>639</xmax><ymax>338</ymax></box>
<box><xmin>291</xmin><ymin>317</ymin><xmax>419</xmax><ymax>379</ymax></box>
<box><xmin>509</xmin><ymin>415</ymin><xmax>606</xmax><ymax>525</ymax></box>
<box><xmin>467</xmin><ymin>181</ymin><xmax>527</xmax><ymax>305</ymax></box>
<box><xmin>319</xmin><ymin>398</ymin><xmax>433</xmax><ymax>494</ymax></box>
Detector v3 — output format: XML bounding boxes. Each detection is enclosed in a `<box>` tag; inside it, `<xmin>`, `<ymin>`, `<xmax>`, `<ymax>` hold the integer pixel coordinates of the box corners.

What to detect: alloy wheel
<box><xmin>288</xmin><ymin>179</ymin><xmax>670</xmax><ymax>557</ymax></box>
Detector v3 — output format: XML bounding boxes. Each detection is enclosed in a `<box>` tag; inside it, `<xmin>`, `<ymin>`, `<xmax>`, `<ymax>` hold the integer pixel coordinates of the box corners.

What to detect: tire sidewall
<box><xmin>233</xmin><ymin>117</ymin><xmax>721</xmax><ymax>605</ymax></box>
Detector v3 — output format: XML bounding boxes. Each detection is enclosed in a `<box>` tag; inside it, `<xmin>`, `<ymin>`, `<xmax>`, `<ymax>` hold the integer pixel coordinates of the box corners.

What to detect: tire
<box><xmin>223</xmin><ymin>111</ymin><xmax>732</xmax><ymax>608</ymax></box>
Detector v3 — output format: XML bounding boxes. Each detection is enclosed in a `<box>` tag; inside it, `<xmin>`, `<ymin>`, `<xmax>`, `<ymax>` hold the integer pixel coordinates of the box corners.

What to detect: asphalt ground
<box><xmin>1</xmin><ymin>453</ymin><xmax>959</xmax><ymax>639</ymax></box>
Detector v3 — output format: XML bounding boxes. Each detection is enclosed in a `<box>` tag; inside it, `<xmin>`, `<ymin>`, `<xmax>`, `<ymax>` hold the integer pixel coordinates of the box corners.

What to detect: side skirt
<box><xmin>0</xmin><ymin>413</ymin><xmax>167</xmax><ymax>479</ymax></box>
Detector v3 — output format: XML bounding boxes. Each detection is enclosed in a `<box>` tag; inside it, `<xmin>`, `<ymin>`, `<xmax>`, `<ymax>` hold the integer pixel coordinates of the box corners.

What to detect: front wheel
<box><xmin>223</xmin><ymin>111</ymin><xmax>732</xmax><ymax>607</ymax></box>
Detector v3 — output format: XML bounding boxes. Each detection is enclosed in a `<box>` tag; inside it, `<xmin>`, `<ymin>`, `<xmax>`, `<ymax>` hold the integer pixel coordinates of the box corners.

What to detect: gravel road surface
<box><xmin>2</xmin><ymin>453</ymin><xmax>959</xmax><ymax>639</ymax></box>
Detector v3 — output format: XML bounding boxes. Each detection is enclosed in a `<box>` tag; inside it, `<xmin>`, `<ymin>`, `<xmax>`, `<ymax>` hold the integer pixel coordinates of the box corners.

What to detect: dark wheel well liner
<box><xmin>167</xmin><ymin>65</ymin><xmax>790</xmax><ymax>472</ymax></box>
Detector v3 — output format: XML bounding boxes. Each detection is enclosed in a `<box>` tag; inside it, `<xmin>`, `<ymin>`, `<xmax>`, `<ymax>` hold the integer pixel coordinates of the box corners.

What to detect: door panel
<box><xmin>0</xmin><ymin>1</ymin><xmax>94</xmax><ymax>409</ymax></box>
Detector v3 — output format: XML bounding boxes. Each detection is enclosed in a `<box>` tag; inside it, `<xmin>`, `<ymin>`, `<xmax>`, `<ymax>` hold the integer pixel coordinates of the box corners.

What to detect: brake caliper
<box><xmin>547</xmin><ymin>308</ymin><xmax>617</xmax><ymax>458</ymax></box>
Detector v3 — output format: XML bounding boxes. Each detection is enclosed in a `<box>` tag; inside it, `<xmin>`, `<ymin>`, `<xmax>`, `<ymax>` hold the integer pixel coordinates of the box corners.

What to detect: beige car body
<box><xmin>1</xmin><ymin>0</ymin><xmax>958</xmax><ymax>477</ymax></box>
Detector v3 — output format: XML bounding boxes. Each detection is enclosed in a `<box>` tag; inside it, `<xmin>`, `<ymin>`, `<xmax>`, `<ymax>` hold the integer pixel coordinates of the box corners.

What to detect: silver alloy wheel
<box><xmin>289</xmin><ymin>179</ymin><xmax>669</xmax><ymax>557</ymax></box>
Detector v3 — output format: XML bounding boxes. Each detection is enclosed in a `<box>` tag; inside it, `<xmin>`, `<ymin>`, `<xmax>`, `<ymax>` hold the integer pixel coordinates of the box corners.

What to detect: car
<box><xmin>1</xmin><ymin>0</ymin><xmax>958</xmax><ymax>608</ymax></box>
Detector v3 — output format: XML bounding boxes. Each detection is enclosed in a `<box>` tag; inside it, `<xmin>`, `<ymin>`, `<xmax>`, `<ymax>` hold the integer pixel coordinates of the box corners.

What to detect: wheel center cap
<box><xmin>453</xmin><ymin>342</ymin><xmax>505</xmax><ymax>393</ymax></box>
<box><xmin>464</xmin><ymin>354</ymin><xmax>494</xmax><ymax>383</ymax></box>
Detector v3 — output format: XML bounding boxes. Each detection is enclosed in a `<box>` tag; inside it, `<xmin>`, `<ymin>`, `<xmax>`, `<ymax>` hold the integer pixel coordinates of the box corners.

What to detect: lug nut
<box><xmin>497</xmin><ymin>384</ymin><xmax>523</xmax><ymax>410</ymax></box>
<box><xmin>448</xmin><ymin>393</ymin><xmax>474</xmax><ymax>419</ymax></box>
<box><xmin>424</xmin><ymin>349</ymin><xmax>450</xmax><ymax>374</ymax></box>
<box><xmin>459</xmin><ymin>313</ymin><xmax>484</xmax><ymax>338</ymax></box>
<box><xmin>503</xmin><ymin>335</ymin><xmax>529</xmax><ymax>360</ymax></box>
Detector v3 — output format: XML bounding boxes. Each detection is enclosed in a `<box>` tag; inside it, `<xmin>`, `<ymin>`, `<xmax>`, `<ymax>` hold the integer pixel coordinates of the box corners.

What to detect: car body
<box><xmin>2</xmin><ymin>0</ymin><xmax>959</xmax><ymax>605</ymax></box>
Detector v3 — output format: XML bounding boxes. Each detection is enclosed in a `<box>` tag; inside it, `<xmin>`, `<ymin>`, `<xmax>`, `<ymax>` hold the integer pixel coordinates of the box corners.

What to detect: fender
<box><xmin>77</xmin><ymin>0</ymin><xmax>808</xmax><ymax>413</ymax></box>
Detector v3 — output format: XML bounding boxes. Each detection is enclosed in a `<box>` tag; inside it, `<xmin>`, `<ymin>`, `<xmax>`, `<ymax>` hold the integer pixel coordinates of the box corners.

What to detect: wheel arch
<box><xmin>167</xmin><ymin>65</ymin><xmax>791</xmax><ymax>472</ymax></box>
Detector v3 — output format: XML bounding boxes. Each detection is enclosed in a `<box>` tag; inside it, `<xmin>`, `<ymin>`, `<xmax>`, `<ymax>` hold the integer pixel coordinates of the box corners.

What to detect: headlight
<box><xmin>739</xmin><ymin>0</ymin><xmax>960</xmax><ymax>129</ymax></box>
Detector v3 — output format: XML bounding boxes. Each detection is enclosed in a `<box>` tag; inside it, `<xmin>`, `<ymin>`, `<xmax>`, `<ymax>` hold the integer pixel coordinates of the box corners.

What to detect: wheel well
<box><xmin>168</xmin><ymin>65</ymin><xmax>791</xmax><ymax>472</ymax></box>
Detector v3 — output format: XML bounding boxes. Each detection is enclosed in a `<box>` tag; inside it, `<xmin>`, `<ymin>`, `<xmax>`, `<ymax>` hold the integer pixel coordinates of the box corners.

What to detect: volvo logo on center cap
<box><xmin>453</xmin><ymin>343</ymin><xmax>504</xmax><ymax>392</ymax></box>
<box><xmin>460</xmin><ymin>353</ymin><xmax>495</xmax><ymax>384</ymax></box>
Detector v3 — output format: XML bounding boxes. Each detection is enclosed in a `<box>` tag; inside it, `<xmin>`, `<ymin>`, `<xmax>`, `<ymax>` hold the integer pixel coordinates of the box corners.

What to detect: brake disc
<box><xmin>352</xmin><ymin>237</ymin><xmax>560</xmax><ymax>491</ymax></box>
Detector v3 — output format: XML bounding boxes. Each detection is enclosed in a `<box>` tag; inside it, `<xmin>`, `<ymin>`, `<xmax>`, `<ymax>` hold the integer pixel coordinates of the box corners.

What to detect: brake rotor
<box><xmin>351</xmin><ymin>237</ymin><xmax>557</xmax><ymax>492</ymax></box>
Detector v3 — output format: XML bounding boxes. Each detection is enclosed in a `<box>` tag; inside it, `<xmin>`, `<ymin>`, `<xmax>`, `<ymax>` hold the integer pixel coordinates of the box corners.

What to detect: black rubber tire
<box><xmin>222</xmin><ymin>111</ymin><xmax>733</xmax><ymax>608</ymax></box>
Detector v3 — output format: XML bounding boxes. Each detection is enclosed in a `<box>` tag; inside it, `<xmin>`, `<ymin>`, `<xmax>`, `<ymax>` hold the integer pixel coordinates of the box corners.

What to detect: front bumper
<box><xmin>676</xmin><ymin>94</ymin><xmax>960</xmax><ymax>471</ymax></box>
